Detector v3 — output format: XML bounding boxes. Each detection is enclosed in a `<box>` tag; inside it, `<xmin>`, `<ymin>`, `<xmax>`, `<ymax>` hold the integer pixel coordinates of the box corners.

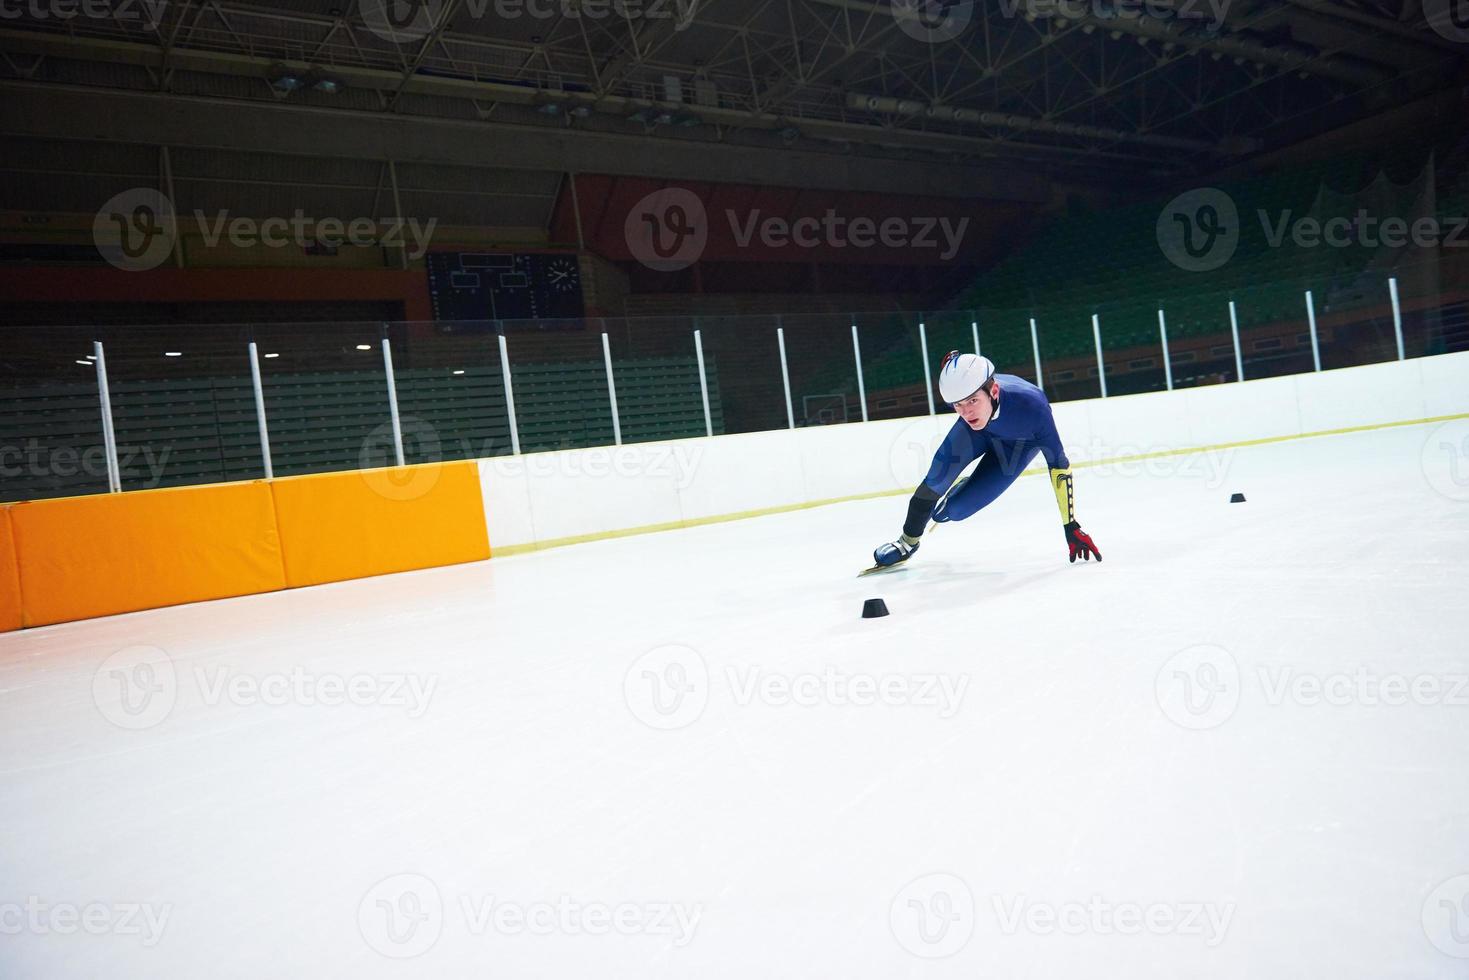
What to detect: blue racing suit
<box><xmin>902</xmin><ymin>374</ymin><xmax>1072</xmax><ymax>537</ymax></box>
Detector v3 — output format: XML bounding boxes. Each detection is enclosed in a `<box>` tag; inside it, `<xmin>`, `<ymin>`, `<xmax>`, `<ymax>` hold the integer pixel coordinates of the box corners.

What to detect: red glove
<box><xmin>1063</xmin><ymin>521</ymin><xmax>1101</xmax><ymax>563</ymax></box>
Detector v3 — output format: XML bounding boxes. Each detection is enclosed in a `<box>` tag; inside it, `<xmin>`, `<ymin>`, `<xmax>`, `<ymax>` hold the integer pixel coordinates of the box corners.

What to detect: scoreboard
<box><xmin>427</xmin><ymin>252</ymin><xmax>584</xmax><ymax>323</ymax></box>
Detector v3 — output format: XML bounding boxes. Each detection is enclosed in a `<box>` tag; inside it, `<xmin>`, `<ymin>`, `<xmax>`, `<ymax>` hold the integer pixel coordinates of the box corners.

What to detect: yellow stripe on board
<box><xmin>491</xmin><ymin>411</ymin><xmax>1469</xmax><ymax>557</ymax></box>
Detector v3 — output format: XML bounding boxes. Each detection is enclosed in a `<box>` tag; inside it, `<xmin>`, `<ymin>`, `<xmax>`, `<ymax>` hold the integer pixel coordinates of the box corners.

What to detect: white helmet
<box><xmin>938</xmin><ymin>350</ymin><xmax>995</xmax><ymax>404</ymax></box>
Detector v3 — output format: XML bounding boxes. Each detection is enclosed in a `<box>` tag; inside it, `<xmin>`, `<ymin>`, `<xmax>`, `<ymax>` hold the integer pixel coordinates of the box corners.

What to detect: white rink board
<box><xmin>481</xmin><ymin>351</ymin><xmax>1469</xmax><ymax>551</ymax></box>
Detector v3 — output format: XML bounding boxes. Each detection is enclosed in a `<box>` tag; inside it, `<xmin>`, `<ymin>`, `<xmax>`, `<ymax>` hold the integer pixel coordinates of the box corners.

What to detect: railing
<box><xmin>2</xmin><ymin>266</ymin><xmax>1465</xmax><ymax>502</ymax></box>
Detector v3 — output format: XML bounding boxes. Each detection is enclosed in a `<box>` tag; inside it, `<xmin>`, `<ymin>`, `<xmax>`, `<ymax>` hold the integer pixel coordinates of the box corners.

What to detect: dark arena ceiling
<box><xmin>1</xmin><ymin>0</ymin><xmax>1466</xmax><ymax>191</ymax></box>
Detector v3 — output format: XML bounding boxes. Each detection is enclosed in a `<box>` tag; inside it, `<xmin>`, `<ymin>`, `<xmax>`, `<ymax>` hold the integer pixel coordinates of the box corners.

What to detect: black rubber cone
<box><xmin>862</xmin><ymin>598</ymin><xmax>889</xmax><ymax>619</ymax></box>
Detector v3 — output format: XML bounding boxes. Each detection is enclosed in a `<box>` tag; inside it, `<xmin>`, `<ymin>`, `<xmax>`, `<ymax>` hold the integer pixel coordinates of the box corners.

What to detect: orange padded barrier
<box><xmin>9</xmin><ymin>481</ymin><xmax>286</xmax><ymax>628</ymax></box>
<box><xmin>0</xmin><ymin>507</ymin><xmax>21</xmax><ymax>632</ymax></box>
<box><xmin>269</xmin><ymin>461</ymin><xmax>490</xmax><ymax>589</ymax></box>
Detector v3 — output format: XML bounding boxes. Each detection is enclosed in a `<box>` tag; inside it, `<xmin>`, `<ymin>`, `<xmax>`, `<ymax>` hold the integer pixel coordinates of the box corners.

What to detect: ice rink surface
<box><xmin>3</xmin><ymin>419</ymin><xmax>1469</xmax><ymax>979</ymax></box>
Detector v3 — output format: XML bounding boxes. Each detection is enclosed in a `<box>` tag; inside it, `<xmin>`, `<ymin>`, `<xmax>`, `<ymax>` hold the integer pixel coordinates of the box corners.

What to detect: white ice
<box><xmin>2</xmin><ymin>420</ymin><xmax>1468</xmax><ymax>979</ymax></box>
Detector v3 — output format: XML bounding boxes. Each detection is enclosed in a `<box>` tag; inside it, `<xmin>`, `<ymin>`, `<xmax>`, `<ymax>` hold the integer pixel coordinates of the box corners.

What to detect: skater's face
<box><xmin>953</xmin><ymin>383</ymin><xmax>995</xmax><ymax>430</ymax></box>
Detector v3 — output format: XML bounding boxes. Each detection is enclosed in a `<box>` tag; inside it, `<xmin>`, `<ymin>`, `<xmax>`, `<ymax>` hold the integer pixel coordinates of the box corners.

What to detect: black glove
<box><xmin>1063</xmin><ymin>521</ymin><xmax>1101</xmax><ymax>563</ymax></box>
<box><xmin>931</xmin><ymin>476</ymin><xmax>968</xmax><ymax>524</ymax></box>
